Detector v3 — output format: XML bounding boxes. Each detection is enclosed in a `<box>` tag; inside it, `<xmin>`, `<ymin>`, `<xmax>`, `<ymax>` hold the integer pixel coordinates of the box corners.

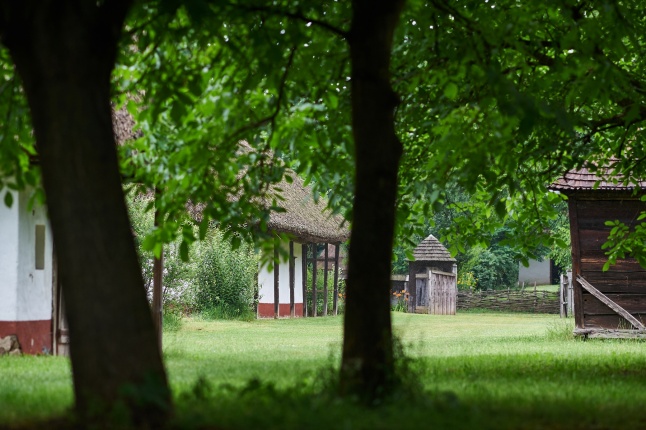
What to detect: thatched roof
<box><xmin>266</xmin><ymin>173</ymin><xmax>349</xmax><ymax>244</ymax></box>
<box><xmin>114</xmin><ymin>112</ymin><xmax>349</xmax><ymax>244</ymax></box>
<box><xmin>550</xmin><ymin>164</ymin><xmax>646</xmax><ymax>192</ymax></box>
<box><xmin>112</xmin><ymin>106</ymin><xmax>141</xmax><ymax>146</ymax></box>
<box><xmin>411</xmin><ymin>234</ymin><xmax>455</xmax><ymax>262</ymax></box>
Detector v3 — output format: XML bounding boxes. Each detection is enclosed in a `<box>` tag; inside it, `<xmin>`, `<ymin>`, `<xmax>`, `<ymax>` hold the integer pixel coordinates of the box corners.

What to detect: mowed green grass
<box><xmin>2</xmin><ymin>313</ymin><xmax>646</xmax><ymax>429</ymax></box>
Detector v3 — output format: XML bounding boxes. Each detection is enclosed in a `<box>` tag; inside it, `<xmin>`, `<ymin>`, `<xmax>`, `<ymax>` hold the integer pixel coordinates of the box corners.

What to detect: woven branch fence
<box><xmin>457</xmin><ymin>289</ymin><xmax>560</xmax><ymax>314</ymax></box>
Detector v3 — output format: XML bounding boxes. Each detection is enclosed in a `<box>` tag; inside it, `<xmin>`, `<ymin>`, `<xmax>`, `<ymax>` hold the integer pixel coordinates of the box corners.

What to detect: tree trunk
<box><xmin>0</xmin><ymin>1</ymin><xmax>172</xmax><ymax>424</ymax></box>
<box><xmin>340</xmin><ymin>0</ymin><xmax>405</xmax><ymax>403</ymax></box>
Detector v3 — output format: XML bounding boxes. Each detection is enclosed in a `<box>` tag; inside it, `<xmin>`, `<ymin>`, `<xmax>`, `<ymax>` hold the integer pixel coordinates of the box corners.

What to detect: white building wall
<box><xmin>518</xmin><ymin>258</ymin><xmax>551</xmax><ymax>285</ymax></box>
<box><xmin>16</xmin><ymin>189</ymin><xmax>53</xmax><ymax>321</ymax></box>
<box><xmin>258</xmin><ymin>241</ymin><xmax>304</xmax><ymax>309</ymax></box>
<box><xmin>0</xmin><ymin>190</ymin><xmax>20</xmax><ymax>321</ymax></box>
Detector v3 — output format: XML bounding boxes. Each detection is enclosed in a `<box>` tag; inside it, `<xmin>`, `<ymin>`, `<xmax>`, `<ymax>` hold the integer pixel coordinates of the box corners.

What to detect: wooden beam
<box><xmin>302</xmin><ymin>243</ymin><xmax>308</xmax><ymax>317</ymax></box>
<box><xmin>577</xmin><ymin>276</ymin><xmax>646</xmax><ymax>330</ymax></box>
<box><xmin>323</xmin><ymin>243</ymin><xmax>329</xmax><ymax>316</ymax></box>
<box><xmin>289</xmin><ymin>241</ymin><xmax>295</xmax><ymax>318</ymax></box>
<box><xmin>569</xmin><ymin>198</ymin><xmax>583</xmax><ymax>328</ymax></box>
<box><xmin>333</xmin><ymin>243</ymin><xmax>340</xmax><ymax>316</ymax></box>
<box><xmin>312</xmin><ymin>245</ymin><xmax>318</xmax><ymax>317</ymax></box>
<box><xmin>274</xmin><ymin>243</ymin><xmax>279</xmax><ymax>319</ymax></box>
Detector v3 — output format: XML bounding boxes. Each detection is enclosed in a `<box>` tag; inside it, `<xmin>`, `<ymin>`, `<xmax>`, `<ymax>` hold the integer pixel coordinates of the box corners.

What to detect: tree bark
<box><xmin>340</xmin><ymin>0</ymin><xmax>405</xmax><ymax>403</ymax></box>
<box><xmin>0</xmin><ymin>1</ymin><xmax>172</xmax><ymax>424</ymax></box>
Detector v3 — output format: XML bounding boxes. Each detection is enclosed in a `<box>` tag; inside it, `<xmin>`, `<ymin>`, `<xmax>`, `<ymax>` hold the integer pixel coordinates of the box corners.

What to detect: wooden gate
<box><xmin>414</xmin><ymin>269</ymin><xmax>457</xmax><ymax>315</ymax></box>
<box><xmin>427</xmin><ymin>270</ymin><xmax>457</xmax><ymax>315</ymax></box>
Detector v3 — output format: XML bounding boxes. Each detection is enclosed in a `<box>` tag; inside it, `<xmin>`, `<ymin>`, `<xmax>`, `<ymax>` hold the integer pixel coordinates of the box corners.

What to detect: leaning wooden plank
<box><xmin>577</xmin><ymin>276</ymin><xmax>646</xmax><ymax>330</ymax></box>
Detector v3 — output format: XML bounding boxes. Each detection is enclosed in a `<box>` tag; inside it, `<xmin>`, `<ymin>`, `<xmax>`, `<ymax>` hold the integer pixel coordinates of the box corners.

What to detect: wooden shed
<box><xmin>407</xmin><ymin>234</ymin><xmax>457</xmax><ymax>314</ymax></box>
<box><xmin>550</xmin><ymin>166</ymin><xmax>646</xmax><ymax>337</ymax></box>
<box><xmin>256</xmin><ymin>173</ymin><xmax>350</xmax><ymax>318</ymax></box>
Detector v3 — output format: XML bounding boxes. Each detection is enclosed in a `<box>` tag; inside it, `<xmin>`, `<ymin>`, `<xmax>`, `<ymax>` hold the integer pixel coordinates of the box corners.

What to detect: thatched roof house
<box><xmin>550</xmin><ymin>163</ymin><xmax>646</xmax><ymax>337</ymax></box>
<box><xmin>265</xmin><ymin>174</ymin><xmax>349</xmax><ymax>244</ymax></box>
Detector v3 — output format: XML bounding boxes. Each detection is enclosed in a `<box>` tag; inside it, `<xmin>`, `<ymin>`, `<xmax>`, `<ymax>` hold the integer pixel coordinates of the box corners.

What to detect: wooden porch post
<box><xmin>289</xmin><ymin>241</ymin><xmax>295</xmax><ymax>318</ymax></box>
<box><xmin>312</xmin><ymin>244</ymin><xmax>318</xmax><ymax>317</ymax></box>
<box><xmin>274</xmin><ymin>242</ymin><xmax>279</xmax><ymax>319</ymax></box>
<box><xmin>302</xmin><ymin>243</ymin><xmax>308</xmax><ymax>317</ymax></box>
<box><xmin>323</xmin><ymin>243</ymin><xmax>329</xmax><ymax>316</ymax></box>
<box><xmin>333</xmin><ymin>242</ymin><xmax>340</xmax><ymax>316</ymax></box>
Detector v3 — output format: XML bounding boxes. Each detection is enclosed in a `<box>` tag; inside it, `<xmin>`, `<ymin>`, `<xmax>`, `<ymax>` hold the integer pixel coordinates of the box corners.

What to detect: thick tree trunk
<box><xmin>340</xmin><ymin>0</ymin><xmax>405</xmax><ymax>403</ymax></box>
<box><xmin>0</xmin><ymin>1</ymin><xmax>172</xmax><ymax>424</ymax></box>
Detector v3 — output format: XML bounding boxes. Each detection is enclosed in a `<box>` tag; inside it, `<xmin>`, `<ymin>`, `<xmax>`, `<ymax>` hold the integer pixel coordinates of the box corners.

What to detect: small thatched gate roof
<box><xmin>412</xmin><ymin>234</ymin><xmax>456</xmax><ymax>263</ymax></box>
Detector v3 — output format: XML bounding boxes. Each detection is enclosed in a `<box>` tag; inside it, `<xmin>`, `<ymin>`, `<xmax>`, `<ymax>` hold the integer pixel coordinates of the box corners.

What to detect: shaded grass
<box><xmin>3</xmin><ymin>313</ymin><xmax>646</xmax><ymax>429</ymax></box>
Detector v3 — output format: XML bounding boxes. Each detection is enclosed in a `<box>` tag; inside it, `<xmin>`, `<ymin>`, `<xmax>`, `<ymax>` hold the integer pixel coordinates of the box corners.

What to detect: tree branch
<box><xmin>230</xmin><ymin>2</ymin><xmax>348</xmax><ymax>40</ymax></box>
<box><xmin>225</xmin><ymin>45</ymin><xmax>297</xmax><ymax>143</ymax></box>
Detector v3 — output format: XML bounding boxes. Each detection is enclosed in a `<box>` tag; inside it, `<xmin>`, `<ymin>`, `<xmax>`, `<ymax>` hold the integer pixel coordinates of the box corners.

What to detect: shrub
<box><xmin>193</xmin><ymin>230</ymin><xmax>258</xmax><ymax>317</ymax></box>
<box><xmin>457</xmin><ymin>271</ymin><xmax>477</xmax><ymax>290</ymax></box>
<box><xmin>462</xmin><ymin>246</ymin><xmax>518</xmax><ymax>290</ymax></box>
<box><xmin>126</xmin><ymin>191</ymin><xmax>259</xmax><ymax>319</ymax></box>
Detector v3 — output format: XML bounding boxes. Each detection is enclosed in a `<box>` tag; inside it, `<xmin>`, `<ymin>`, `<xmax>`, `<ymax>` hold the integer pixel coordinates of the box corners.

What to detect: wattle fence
<box><xmin>457</xmin><ymin>289</ymin><xmax>560</xmax><ymax>314</ymax></box>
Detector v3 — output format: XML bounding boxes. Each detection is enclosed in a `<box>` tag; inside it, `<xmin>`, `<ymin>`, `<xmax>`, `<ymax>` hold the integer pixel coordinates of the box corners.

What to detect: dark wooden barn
<box><xmin>407</xmin><ymin>234</ymin><xmax>457</xmax><ymax>314</ymax></box>
<box><xmin>550</xmin><ymin>166</ymin><xmax>646</xmax><ymax>337</ymax></box>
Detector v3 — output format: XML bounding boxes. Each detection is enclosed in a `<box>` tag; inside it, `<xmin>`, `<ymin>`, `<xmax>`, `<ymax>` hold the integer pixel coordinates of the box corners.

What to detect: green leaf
<box><xmin>3</xmin><ymin>191</ymin><xmax>13</xmax><ymax>208</ymax></box>
<box><xmin>443</xmin><ymin>82</ymin><xmax>458</xmax><ymax>100</ymax></box>
<box><xmin>179</xmin><ymin>240</ymin><xmax>189</xmax><ymax>262</ymax></box>
<box><xmin>199</xmin><ymin>218</ymin><xmax>209</xmax><ymax>240</ymax></box>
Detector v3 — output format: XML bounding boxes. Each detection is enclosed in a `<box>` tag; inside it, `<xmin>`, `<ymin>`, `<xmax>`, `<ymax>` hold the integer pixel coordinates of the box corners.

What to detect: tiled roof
<box><xmin>550</xmin><ymin>165</ymin><xmax>646</xmax><ymax>192</ymax></box>
<box><xmin>412</xmin><ymin>234</ymin><xmax>456</xmax><ymax>262</ymax></box>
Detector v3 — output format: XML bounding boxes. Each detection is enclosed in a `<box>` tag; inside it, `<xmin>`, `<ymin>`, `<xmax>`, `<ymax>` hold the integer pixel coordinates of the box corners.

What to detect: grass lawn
<box><xmin>2</xmin><ymin>312</ymin><xmax>646</xmax><ymax>429</ymax></box>
<box><xmin>533</xmin><ymin>284</ymin><xmax>560</xmax><ymax>292</ymax></box>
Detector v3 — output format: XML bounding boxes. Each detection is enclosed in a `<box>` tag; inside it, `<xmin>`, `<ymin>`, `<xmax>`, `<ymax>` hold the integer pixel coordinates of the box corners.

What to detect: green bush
<box><xmin>462</xmin><ymin>246</ymin><xmax>518</xmax><ymax>290</ymax></box>
<box><xmin>162</xmin><ymin>308</ymin><xmax>183</xmax><ymax>332</ymax></box>
<box><xmin>126</xmin><ymin>191</ymin><xmax>259</xmax><ymax>319</ymax></box>
<box><xmin>194</xmin><ymin>230</ymin><xmax>258</xmax><ymax>318</ymax></box>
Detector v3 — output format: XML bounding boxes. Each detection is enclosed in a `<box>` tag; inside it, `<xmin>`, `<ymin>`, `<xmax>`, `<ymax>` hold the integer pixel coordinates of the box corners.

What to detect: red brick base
<box><xmin>257</xmin><ymin>303</ymin><xmax>304</xmax><ymax>318</ymax></box>
<box><xmin>0</xmin><ymin>320</ymin><xmax>52</xmax><ymax>354</ymax></box>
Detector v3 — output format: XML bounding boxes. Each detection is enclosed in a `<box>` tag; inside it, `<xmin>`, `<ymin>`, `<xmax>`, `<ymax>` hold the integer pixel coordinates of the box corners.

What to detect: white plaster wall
<box><xmin>258</xmin><ymin>241</ymin><xmax>304</xmax><ymax>304</ymax></box>
<box><xmin>16</xmin><ymin>189</ymin><xmax>53</xmax><ymax>321</ymax></box>
<box><xmin>0</xmin><ymin>190</ymin><xmax>19</xmax><ymax>321</ymax></box>
<box><xmin>518</xmin><ymin>258</ymin><xmax>551</xmax><ymax>285</ymax></box>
